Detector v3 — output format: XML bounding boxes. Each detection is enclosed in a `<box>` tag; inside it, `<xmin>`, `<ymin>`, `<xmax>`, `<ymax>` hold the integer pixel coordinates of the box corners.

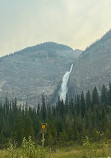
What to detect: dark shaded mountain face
<box><xmin>0</xmin><ymin>42</ymin><xmax>82</xmax><ymax>106</ymax></box>
<box><xmin>68</xmin><ymin>30</ymin><xmax>111</xmax><ymax>96</ymax></box>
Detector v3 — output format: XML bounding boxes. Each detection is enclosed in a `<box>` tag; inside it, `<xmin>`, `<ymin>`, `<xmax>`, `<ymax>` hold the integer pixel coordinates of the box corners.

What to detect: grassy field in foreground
<box><xmin>50</xmin><ymin>143</ymin><xmax>111</xmax><ymax>158</ymax></box>
<box><xmin>0</xmin><ymin>143</ymin><xmax>111</xmax><ymax>158</ymax></box>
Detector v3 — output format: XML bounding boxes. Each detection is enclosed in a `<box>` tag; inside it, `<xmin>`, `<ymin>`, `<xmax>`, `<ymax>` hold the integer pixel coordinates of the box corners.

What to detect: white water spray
<box><xmin>60</xmin><ymin>64</ymin><xmax>73</xmax><ymax>102</ymax></box>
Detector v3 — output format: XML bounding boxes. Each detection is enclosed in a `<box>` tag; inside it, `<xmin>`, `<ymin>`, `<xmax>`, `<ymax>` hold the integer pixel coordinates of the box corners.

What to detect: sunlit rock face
<box><xmin>68</xmin><ymin>30</ymin><xmax>111</xmax><ymax>97</ymax></box>
<box><xmin>0</xmin><ymin>42</ymin><xmax>82</xmax><ymax>106</ymax></box>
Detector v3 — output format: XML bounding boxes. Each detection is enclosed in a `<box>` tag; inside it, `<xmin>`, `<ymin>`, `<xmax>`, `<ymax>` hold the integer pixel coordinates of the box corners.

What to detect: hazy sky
<box><xmin>0</xmin><ymin>0</ymin><xmax>111</xmax><ymax>57</ymax></box>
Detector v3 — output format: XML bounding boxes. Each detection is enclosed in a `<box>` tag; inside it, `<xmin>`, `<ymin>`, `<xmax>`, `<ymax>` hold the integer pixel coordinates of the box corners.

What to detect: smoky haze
<box><xmin>0</xmin><ymin>0</ymin><xmax>111</xmax><ymax>57</ymax></box>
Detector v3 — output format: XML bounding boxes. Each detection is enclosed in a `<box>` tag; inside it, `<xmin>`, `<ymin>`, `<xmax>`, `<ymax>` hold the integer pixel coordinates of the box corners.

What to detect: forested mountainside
<box><xmin>0</xmin><ymin>42</ymin><xmax>82</xmax><ymax>106</ymax></box>
<box><xmin>69</xmin><ymin>30</ymin><xmax>111</xmax><ymax>96</ymax></box>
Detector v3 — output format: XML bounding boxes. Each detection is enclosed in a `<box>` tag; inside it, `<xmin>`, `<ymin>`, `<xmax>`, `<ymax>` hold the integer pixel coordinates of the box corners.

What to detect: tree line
<box><xmin>0</xmin><ymin>83</ymin><xmax>111</xmax><ymax>148</ymax></box>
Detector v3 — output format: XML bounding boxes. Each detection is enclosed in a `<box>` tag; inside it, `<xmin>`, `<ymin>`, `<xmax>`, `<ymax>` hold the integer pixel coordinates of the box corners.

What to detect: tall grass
<box><xmin>0</xmin><ymin>136</ymin><xmax>47</xmax><ymax>158</ymax></box>
<box><xmin>0</xmin><ymin>137</ymin><xmax>111</xmax><ymax>158</ymax></box>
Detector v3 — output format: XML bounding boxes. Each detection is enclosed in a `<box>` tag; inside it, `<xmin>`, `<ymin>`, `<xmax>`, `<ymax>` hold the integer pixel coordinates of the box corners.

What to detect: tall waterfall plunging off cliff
<box><xmin>60</xmin><ymin>64</ymin><xmax>73</xmax><ymax>102</ymax></box>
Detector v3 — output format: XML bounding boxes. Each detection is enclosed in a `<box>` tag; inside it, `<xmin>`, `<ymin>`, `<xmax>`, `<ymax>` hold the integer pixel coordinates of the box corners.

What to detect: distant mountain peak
<box><xmin>17</xmin><ymin>42</ymin><xmax>74</xmax><ymax>54</ymax></box>
<box><xmin>1</xmin><ymin>42</ymin><xmax>74</xmax><ymax>58</ymax></box>
<box><xmin>36</xmin><ymin>42</ymin><xmax>74</xmax><ymax>51</ymax></box>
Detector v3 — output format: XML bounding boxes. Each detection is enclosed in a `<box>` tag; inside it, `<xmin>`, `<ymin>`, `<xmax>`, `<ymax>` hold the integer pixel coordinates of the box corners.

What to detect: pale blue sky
<box><xmin>0</xmin><ymin>0</ymin><xmax>111</xmax><ymax>57</ymax></box>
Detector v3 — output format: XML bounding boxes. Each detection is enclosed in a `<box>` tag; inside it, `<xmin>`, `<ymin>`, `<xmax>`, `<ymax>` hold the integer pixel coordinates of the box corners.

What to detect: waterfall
<box><xmin>60</xmin><ymin>64</ymin><xmax>73</xmax><ymax>102</ymax></box>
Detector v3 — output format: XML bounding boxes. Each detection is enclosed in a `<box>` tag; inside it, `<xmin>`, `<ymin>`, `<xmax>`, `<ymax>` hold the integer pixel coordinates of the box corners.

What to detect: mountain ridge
<box><xmin>68</xmin><ymin>29</ymin><xmax>111</xmax><ymax>97</ymax></box>
<box><xmin>0</xmin><ymin>42</ymin><xmax>82</xmax><ymax>106</ymax></box>
<box><xmin>1</xmin><ymin>42</ymin><xmax>75</xmax><ymax>59</ymax></box>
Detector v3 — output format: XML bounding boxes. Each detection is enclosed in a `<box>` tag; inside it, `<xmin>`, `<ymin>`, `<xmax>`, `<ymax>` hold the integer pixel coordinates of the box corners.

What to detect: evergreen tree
<box><xmin>108</xmin><ymin>82</ymin><xmax>111</xmax><ymax>106</ymax></box>
<box><xmin>86</xmin><ymin>90</ymin><xmax>91</xmax><ymax>109</ymax></box>
<box><xmin>101</xmin><ymin>84</ymin><xmax>108</xmax><ymax>105</ymax></box>
<box><xmin>92</xmin><ymin>87</ymin><xmax>99</xmax><ymax>106</ymax></box>
<box><xmin>69</xmin><ymin>98</ymin><xmax>74</xmax><ymax>115</ymax></box>
<box><xmin>13</xmin><ymin>112</ymin><xmax>24</xmax><ymax>145</ymax></box>
<box><xmin>60</xmin><ymin>100</ymin><xmax>65</xmax><ymax>118</ymax></box>
<box><xmin>75</xmin><ymin>95</ymin><xmax>80</xmax><ymax>115</ymax></box>
<box><xmin>37</xmin><ymin>102</ymin><xmax>40</xmax><ymax>115</ymax></box>
<box><xmin>65</xmin><ymin>95</ymin><xmax>69</xmax><ymax>115</ymax></box>
<box><xmin>23</xmin><ymin>113</ymin><xmax>34</xmax><ymax>140</ymax></box>
<box><xmin>41</xmin><ymin>94</ymin><xmax>46</xmax><ymax>121</ymax></box>
<box><xmin>47</xmin><ymin>103</ymin><xmax>51</xmax><ymax>119</ymax></box>
<box><xmin>80</xmin><ymin>91</ymin><xmax>86</xmax><ymax>117</ymax></box>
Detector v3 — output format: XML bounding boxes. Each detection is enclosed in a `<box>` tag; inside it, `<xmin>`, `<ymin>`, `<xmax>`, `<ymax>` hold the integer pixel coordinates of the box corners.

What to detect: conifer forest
<box><xmin>0</xmin><ymin>83</ymin><xmax>111</xmax><ymax>149</ymax></box>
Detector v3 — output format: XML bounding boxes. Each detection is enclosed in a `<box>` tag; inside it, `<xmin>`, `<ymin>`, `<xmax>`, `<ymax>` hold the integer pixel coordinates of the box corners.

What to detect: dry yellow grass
<box><xmin>50</xmin><ymin>148</ymin><xmax>84</xmax><ymax>158</ymax></box>
<box><xmin>0</xmin><ymin>143</ymin><xmax>111</xmax><ymax>158</ymax></box>
<box><xmin>49</xmin><ymin>144</ymin><xmax>111</xmax><ymax>158</ymax></box>
<box><xmin>0</xmin><ymin>150</ymin><xmax>10</xmax><ymax>158</ymax></box>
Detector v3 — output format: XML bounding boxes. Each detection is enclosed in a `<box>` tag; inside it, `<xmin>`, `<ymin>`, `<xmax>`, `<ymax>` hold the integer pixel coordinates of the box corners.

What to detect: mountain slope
<box><xmin>0</xmin><ymin>42</ymin><xmax>82</xmax><ymax>106</ymax></box>
<box><xmin>68</xmin><ymin>30</ymin><xmax>111</xmax><ymax>96</ymax></box>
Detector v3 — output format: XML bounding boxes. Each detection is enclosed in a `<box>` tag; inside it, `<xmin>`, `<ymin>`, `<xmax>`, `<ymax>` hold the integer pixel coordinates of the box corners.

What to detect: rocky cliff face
<box><xmin>68</xmin><ymin>30</ymin><xmax>111</xmax><ymax>96</ymax></box>
<box><xmin>0</xmin><ymin>42</ymin><xmax>82</xmax><ymax>106</ymax></box>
